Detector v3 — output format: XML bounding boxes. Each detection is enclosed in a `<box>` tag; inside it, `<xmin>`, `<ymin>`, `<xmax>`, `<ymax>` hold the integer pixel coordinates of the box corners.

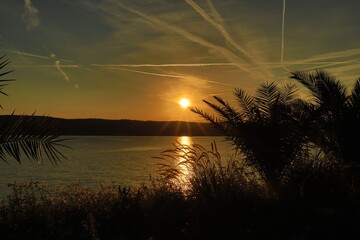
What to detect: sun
<box><xmin>179</xmin><ymin>98</ymin><xmax>190</xmax><ymax>108</ymax></box>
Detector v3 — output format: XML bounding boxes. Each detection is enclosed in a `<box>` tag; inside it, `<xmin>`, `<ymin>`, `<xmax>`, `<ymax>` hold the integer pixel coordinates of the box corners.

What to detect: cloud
<box><xmin>185</xmin><ymin>0</ymin><xmax>253</xmax><ymax>64</ymax></box>
<box><xmin>108</xmin><ymin>66</ymin><xmax>186</xmax><ymax>78</ymax></box>
<box><xmin>106</xmin><ymin>65</ymin><xmax>236</xmax><ymax>87</ymax></box>
<box><xmin>92</xmin><ymin>63</ymin><xmax>236</xmax><ymax>68</ymax></box>
<box><xmin>22</xmin><ymin>0</ymin><xmax>40</xmax><ymax>30</ymax></box>
<box><xmin>55</xmin><ymin>61</ymin><xmax>70</xmax><ymax>81</ymax></box>
<box><xmin>12</xmin><ymin>64</ymin><xmax>81</xmax><ymax>68</ymax></box>
<box><xmin>106</xmin><ymin>1</ymin><xmax>261</xmax><ymax>77</ymax></box>
<box><xmin>207</xmin><ymin>0</ymin><xmax>223</xmax><ymax>25</ymax></box>
<box><xmin>7</xmin><ymin>49</ymin><xmax>49</xmax><ymax>59</ymax></box>
<box><xmin>185</xmin><ymin>0</ymin><xmax>273</xmax><ymax>78</ymax></box>
<box><xmin>297</xmin><ymin>48</ymin><xmax>360</xmax><ymax>64</ymax></box>
<box><xmin>281</xmin><ymin>0</ymin><xmax>291</xmax><ymax>72</ymax></box>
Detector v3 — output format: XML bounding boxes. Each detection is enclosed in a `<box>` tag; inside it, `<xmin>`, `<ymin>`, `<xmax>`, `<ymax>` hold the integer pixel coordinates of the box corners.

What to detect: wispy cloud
<box><xmin>106</xmin><ymin>66</ymin><xmax>237</xmax><ymax>87</ymax></box>
<box><xmin>6</xmin><ymin>49</ymin><xmax>49</xmax><ymax>59</ymax></box>
<box><xmin>186</xmin><ymin>0</ymin><xmax>275</xmax><ymax>78</ymax></box>
<box><xmin>6</xmin><ymin>49</ymin><xmax>82</xmax><ymax>81</ymax></box>
<box><xmin>22</xmin><ymin>0</ymin><xmax>40</xmax><ymax>30</ymax></box>
<box><xmin>206</xmin><ymin>0</ymin><xmax>223</xmax><ymax>25</ymax></box>
<box><xmin>5</xmin><ymin>49</ymin><xmax>75</xmax><ymax>63</ymax></box>
<box><xmin>280</xmin><ymin>0</ymin><xmax>360</xmax><ymax>76</ymax></box>
<box><xmin>108</xmin><ymin>67</ymin><xmax>185</xmax><ymax>78</ymax></box>
<box><xmin>107</xmin><ymin>1</ymin><xmax>258</xmax><ymax>77</ymax></box>
<box><xmin>92</xmin><ymin>63</ymin><xmax>236</xmax><ymax>68</ymax></box>
<box><xmin>55</xmin><ymin>61</ymin><xmax>70</xmax><ymax>81</ymax></box>
<box><xmin>185</xmin><ymin>0</ymin><xmax>253</xmax><ymax>64</ymax></box>
<box><xmin>255</xmin><ymin>48</ymin><xmax>360</xmax><ymax>71</ymax></box>
<box><xmin>297</xmin><ymin>48</ymin><xmax>360</xmax><ymax>64</ymax></box>
<box><xmin>12</xmin><ymin>64</ymin><xmax>81</xmax><ymax>68</ymax></box>
<box><xmin>281</xmin><ymin>0</ymin><xmax>291</xmax><ymax>72</ymax></box>
<box><xmin>283</xmin><ymin>49</ymin><xmax>360</xmax><ymax>78</ymax></box>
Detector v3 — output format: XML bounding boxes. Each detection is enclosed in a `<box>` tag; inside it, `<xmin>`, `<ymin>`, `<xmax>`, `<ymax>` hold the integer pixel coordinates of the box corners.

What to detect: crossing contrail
<box><xmin>55</xmin><ymin>61</ymin><xmax>70</xmax><ymax>81</ymax></box>
<box><xmin>185</xmin><ymin>0</ymin><xmax>254</xmax><ymax>64</ymax></box>
<box><xmin>6</xmin><ymin>50</ymin><xmax>49</xmax><ymax>59</ymax></box>
<box><xmin>112</xmin><ymin>2</ymin><xmax>257</xmax><ymax>77</ymax></box>
<box><xmin>207</xmin><ymin>0</ymin><xmax>224</xmax><ymax>25</ymax></box>
<box><xmin>281</xmin><ymin>0</ymin><xmax>291</xmax><ymax>72</ymax></box>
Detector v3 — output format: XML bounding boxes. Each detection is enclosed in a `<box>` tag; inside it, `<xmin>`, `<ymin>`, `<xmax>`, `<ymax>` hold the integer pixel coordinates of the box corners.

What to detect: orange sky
<box><xmin>1</xmin><ymin>0</ymin><xmax>359</xmax><ymax>121</ymax></box>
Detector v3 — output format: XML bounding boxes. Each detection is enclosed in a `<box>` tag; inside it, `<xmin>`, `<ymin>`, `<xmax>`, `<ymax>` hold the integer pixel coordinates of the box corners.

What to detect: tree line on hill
<box><xmin>0</xmin><ymin>116</ymin><xmax>222</xmax><ymax>136</ymax></box>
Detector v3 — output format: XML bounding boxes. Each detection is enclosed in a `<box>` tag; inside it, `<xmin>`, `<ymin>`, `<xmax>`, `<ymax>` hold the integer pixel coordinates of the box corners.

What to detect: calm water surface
<box><xmin>0</xmin><ymin>136</ymin><xmax>233</xmax><ymax>198</ymax></box>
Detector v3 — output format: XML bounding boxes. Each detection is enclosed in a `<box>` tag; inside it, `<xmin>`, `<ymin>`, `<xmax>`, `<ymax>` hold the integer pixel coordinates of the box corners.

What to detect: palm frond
<box><xmin>315</xmin><ymin>70</ymin><xmax>347</xmax><ymax>105</ymax></box>
<box><xmin>190</xmin><ymin>107</ymin><xmax>222</xmax><ymax>129</ymax></box>
<box><xmin>234</xmin><ymin>88</ymin><xmax>256</xmax><ymax>121</ymax></box>
<box><xmin>0</xmin><ymin>56</ymin><xmax>14</xmax><ymax>80</ymax></box>
<box><xmin>0</xmin><ymin>56</ymin><xmax>15</xmax><ymax>107</ymax></box>
<box><xmin>254</xmin><ymin>82</ymin><xmax>280</xmax><ymax>117</ymax></box>
<box><xmin>291</xmin><ymin>71</ymin><xmax>318</xmax><ymax>98</ymax></box>
<box><xmin>202</xmin><ymin>98</ymin><xmax>240</xmax><ymax>126</ymax></box>
<box><xmin>291</xmin><ymin>70</ymin><xmax>347</xmax><ymax>106</ymax></box>
<box><xmin>212</xmin><ymin>96</ymin><xmax>242</xmax><ymax>124</ymax></box>
<box><xmin>279</xmin><ymin>83</ymin><xmax>297</xmax><ymax>104</ymax></box>
<box><xmin>190</xmin><ymin>107</ymin><xmax>235</xmax><ymax>138</ymax></box>
<box><xmin>0</xmin><ymin>114</ymin><xmax>68</xmax><ymax>164</ymax></box>
<box><xmin>350</xmin><ymin>79</ymin><xmax>360</xmax><ymax>110</ymax></box>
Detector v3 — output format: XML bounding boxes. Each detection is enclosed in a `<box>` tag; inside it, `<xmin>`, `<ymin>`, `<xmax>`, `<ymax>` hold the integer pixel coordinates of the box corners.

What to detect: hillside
<box><xmin>0</xmin><ymin>115</ymin><xmax>222</xmax><ymax>136</ymax></box>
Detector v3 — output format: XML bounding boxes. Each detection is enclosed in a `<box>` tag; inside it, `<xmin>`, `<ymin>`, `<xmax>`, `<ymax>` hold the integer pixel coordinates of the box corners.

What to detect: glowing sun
<box><xmin>179</xmin><ymin>98</ymin><xmax>190</xmax><ymax>108</ymax></box>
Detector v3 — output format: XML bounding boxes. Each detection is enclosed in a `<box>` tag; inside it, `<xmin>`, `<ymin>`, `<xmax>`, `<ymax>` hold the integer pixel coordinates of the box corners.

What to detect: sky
<box><xmin>0</xmin><ymin>0</ymin><xmax>359</xmax><ymax>121</ymax></box>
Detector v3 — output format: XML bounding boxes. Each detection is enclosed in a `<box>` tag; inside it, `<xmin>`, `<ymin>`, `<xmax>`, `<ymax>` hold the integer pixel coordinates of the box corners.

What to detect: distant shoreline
<box><xmin>0</xmin><ymin>115</ymin><xmax>223</xmax><ymax>136</ymax></box>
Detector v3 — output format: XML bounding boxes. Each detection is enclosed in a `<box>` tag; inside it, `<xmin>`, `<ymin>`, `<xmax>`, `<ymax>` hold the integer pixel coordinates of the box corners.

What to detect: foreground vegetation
<box><xmin>1</xmin><ymin>141</ymin><xmax>360</xmax><ymax>239</ymax></box>
<box><xmin>1</xmin><ymin>69</ymin><xmax>360</xmax><ymax>239</ymax></box>
<box><xmin>0</xmin><ymin>56</ymin><xmax>66</xmax><ymax>164</ymax></box>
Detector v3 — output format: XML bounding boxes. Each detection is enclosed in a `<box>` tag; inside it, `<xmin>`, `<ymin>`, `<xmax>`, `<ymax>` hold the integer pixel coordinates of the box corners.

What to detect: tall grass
<box><xmin>155</xmin><ymin>141</ymin><xmax>264</xmax><ymax>194</ymax></box>
<box><xmin>1</xmin><ymin>142</ymin><xmax>360</xmax><ymax>239</ymax></box>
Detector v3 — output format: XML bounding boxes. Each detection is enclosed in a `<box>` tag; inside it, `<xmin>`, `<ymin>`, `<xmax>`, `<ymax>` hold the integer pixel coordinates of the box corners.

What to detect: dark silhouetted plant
<box><xmin>155</xmin><ymin>141</ymin><xmax>262</xmax><ymax>196</ymax></box>
<box><xmin>291</xmin><ymin>70</ymin><xmax>360</xmax><ymax>164</ymax></box>
<box><xmin>191</xmin><ymin>82</ymin><xmax>308</xmax><ymax>190</ymax></box>
<box><xmin>0</xmin><ymin>55</ymin><xmax>66</xmax><ymax>163</ymax></box>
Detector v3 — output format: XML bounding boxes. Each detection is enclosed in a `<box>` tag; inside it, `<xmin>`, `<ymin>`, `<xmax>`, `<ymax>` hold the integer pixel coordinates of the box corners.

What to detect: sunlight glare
<box><xmin>179</xmin><ymin>98</ymin><xmax>190</xmax><ymax>108</ymax></box>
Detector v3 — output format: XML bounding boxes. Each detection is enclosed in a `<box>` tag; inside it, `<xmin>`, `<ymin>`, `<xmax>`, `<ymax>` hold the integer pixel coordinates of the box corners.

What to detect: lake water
<box><xmin>0</xmin><ymin>136</ymin><xmax>233</xmax><ymax>199</ymax></box>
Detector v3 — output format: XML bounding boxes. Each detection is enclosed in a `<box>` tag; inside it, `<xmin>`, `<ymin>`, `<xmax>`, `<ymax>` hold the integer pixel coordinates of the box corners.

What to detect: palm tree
<box><xmin>191</xmin><ymin>82</ymin><xmax>307</xmax><ymax>190</ymax></box>
<box><xmin>291</xmin><ymin>70</ymin><xmax>360</xmax><ymax>163</ymax></box>
<box><xmin>0</xmin><ymin>55</ymin><xmax>66</xmax><ymax>163</ymax></box>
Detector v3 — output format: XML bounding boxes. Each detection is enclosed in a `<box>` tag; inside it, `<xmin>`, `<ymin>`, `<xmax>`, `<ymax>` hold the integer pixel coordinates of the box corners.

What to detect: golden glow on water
<box><xmin>178</xmin><ymin>136</ymin><xmax>192</xmax><ymax>146</ymax></box>
<box><xmin>176</xmin><ymin>136</ymin><xmax>193</xmax><ymax>188</ymax></box>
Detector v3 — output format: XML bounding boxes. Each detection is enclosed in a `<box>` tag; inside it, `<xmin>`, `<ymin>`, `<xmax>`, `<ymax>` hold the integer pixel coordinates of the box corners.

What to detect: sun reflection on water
<box><xmin>176</xmin><ymin>136</ymin><xmax>193</xmax><ymax>188</ymax></box>
<box><xmin>178</xmin><ymin>136</ymin><xmax>192</xmax><ymax>146</ymax></box>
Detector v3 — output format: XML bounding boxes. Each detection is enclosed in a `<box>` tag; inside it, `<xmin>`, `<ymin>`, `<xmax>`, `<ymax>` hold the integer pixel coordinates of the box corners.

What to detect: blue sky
<box><xmin>0</xmin><ymin>0</ymin><xmax>359</xmax><ymax>121</ymax></box>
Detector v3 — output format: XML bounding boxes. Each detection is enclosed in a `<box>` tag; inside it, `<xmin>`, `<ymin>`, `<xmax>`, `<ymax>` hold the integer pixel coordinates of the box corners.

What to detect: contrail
<box><xmin>281</xmin><ymin>0</ymin><xmax>291</xmax><ymax>72</ymax></box>
<box><xmin>185</xmin><ymin>0</ymin><xmax>254</xmax><ymax>64</ymax></box>
<box><xmin>5</xmin><ymin>49</ymin><xmax>74</xmax><ymax>62</ymax></box>
<box><xmin>113</xmin><ymin>2</ymin><xmax>256</xmax><ymax>77</ymax></box>
<box><xmin>6</xmin><ymin>50</ymin><xmax>50</xmax><ymax>59</ymax></box>
<box><xmin>207</xmin><ymin>0</ymin><xmax>223</xmax><ymax>25</ymax></box>
<box><xmin>299</xmin><ymin>58</ymin><xmax>360</xmax><ymax>71</ymax></box>
<box><xmin>108</xmin><ymin>66</ymin><xmax>236</xmax><ymax>87</ymax></box>
<box><xmin>55</xmin><ymin>61</ymin><xmax>70</xmax><ymax>81</ymax></box>
<box><xmin>12</xmin><ymin>64</ymin><xmax>81</xmax><ymax>68</ymax></box>
<box><xmin>92</xmin><ymin>63</ymin><xmax>237</xmax><ymax>68</ymax></box>
<box><xmin>294</xmin><ymin>48</ymin><xmax>360</xmax><ymax>64</ymax></box>
<box><xmin>109</xmin><ymin>67</ymin><xmax>186</xmax><ymax>78</ymax></box>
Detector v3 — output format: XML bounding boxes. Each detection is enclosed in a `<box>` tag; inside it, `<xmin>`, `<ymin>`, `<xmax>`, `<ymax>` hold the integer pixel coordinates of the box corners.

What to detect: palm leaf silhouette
<box><xmin>291</xmin><ymin>70</ymin><xmax>360</xmax><ymax>163</ymax></box>
<box><xmin>0</xmin><ymin>55</ymin><xmax>66</xmax><ymax>163</ymax></box>
<box><xmin>191</xmin><ymin>81</ymin><xmax>306</xmax><ymax>190</ymax></box>
<box><xmin>234</xmin><ymin>88</ymin><xmax>256</xmax><ymax>121</ymax></box>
